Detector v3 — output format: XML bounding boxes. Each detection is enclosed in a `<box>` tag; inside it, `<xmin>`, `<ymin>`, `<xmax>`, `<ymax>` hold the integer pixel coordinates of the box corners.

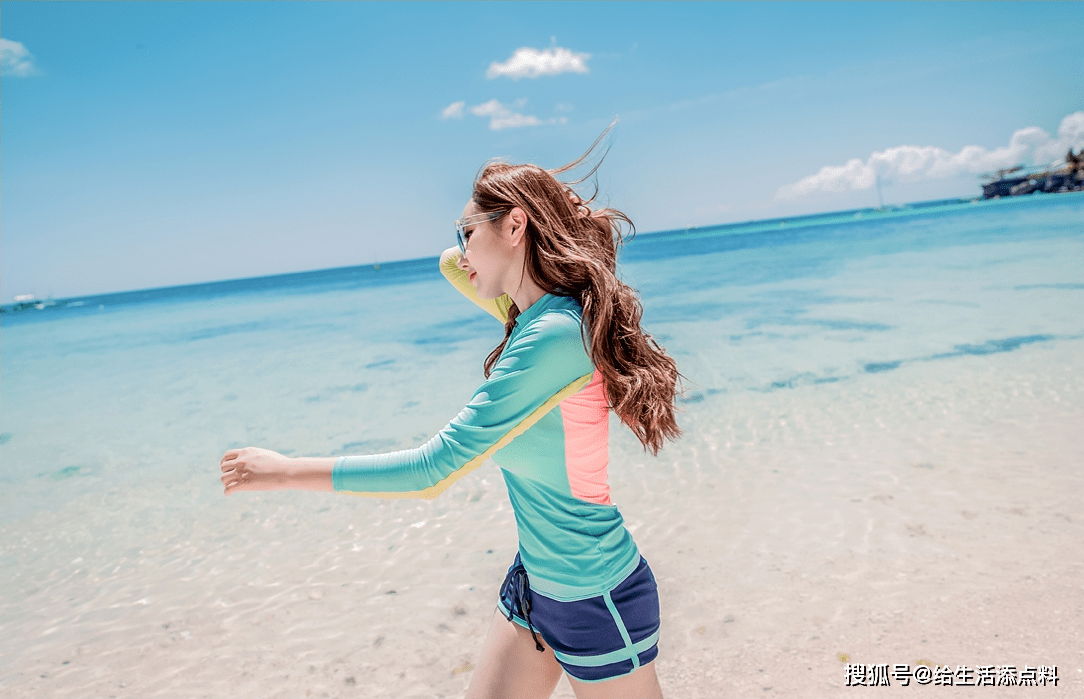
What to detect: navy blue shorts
<box><xmin>496</xmin><ymin>554</ymin><xmax>661</xmax><ymax>682</ymax></box>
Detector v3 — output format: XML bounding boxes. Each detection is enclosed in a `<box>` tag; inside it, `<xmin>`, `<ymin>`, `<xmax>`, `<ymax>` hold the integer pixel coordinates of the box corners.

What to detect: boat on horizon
<box><xmin>981</xmin><ymin>149</ymin><xmax>1084</xmax><ymax>199</ymax></box>
<box><xmin>3</xmin><ymin>294</ymin><xmax>63</xmax><ymax>314</ymax></box>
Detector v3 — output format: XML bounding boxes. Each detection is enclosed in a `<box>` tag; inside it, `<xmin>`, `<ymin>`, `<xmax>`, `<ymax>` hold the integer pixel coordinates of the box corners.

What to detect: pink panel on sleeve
<box><xmin>560</xmin><ymin>370</ymin><xmax>612</xmax><ymax>505</ymax></box>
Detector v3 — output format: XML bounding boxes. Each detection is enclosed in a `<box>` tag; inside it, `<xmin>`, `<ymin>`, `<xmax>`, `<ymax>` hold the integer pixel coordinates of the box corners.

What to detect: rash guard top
<box><xmin>333</xmin><ymin>247</ymin><xmax>640</xmax><ymax>600</ymax></box>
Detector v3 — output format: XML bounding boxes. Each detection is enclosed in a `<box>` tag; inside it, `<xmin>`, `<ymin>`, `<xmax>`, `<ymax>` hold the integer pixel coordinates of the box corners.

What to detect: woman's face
<box><xmin>456</xmin><ymin>201</ymin><xmax>519</xmax><ymax>300</ymax></box>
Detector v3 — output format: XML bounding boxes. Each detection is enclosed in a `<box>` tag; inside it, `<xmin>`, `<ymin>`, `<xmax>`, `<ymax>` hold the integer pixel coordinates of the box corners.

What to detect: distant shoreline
<box><xmin>4</xmin><ymin>191</ymin><xmax>1082</xmax><ymax>313</ymax></box>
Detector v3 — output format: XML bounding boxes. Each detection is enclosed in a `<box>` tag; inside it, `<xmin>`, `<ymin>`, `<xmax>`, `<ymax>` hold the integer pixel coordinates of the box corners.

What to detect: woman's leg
<box><xmin>466</xmin><ymin>609</ymin><xmax>565</xmax><ymax>699</ymax></box>
<box><xmin>566</xmin><ymin>662</ymin><xmax>664</xmax><ymax>699</ymax></box>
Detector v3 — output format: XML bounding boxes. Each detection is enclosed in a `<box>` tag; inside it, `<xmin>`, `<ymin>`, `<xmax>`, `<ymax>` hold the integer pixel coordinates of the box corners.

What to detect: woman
<box><xmin>219</xmin><ymin>134</ymin><xmax>682</xmax><ymax>699</ymax></box>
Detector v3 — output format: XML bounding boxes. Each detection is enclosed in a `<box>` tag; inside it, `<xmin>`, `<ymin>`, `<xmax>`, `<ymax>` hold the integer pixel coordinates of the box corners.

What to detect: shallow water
<box><xmin>2</xmin><ymin>193</ymin><xmax>1082</xmax><ymax>697</ymax></box>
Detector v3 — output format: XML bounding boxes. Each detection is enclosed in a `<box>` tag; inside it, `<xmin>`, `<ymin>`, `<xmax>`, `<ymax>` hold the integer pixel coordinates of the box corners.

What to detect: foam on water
<box><xmin>2</xmin><ymin>193</ymin><xmax>1082</xmax><ymax>697</ymax></box>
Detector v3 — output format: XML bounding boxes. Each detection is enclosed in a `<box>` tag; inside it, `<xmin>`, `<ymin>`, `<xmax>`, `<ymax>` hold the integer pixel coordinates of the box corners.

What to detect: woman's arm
<box><xmin>220</xmin><ymin>447</ymin><xmax>336</xmax><ymax>495</ymax></box>
<box><xmin>220</xmin><ymin>300</ymin><xmax>594</xmax><ymax>501</ymax></box>
<box><xmin>439</xmin><ymin>246</ymin><xmax>514</xmax><ymax>323</ymax></box>
<box><xmin>220</xmin><ymin>251</ymin><xmax>504</xmax><ymax>498</ymax></box>
<box><xmin>332</xmin><ymin>309</ymin><xmax>593</xmax><ymax>499</ymax></box>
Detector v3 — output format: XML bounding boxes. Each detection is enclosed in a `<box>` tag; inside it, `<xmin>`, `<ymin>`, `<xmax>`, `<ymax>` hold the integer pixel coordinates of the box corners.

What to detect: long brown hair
<box><xmin>472</xmin><ymin>126</ymin><xmax>683</xmax><ymax>455</ymax></box>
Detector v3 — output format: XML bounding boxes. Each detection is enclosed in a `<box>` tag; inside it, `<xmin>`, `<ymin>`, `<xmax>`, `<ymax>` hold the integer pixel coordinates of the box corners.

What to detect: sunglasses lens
<box><xmin>455</xmin><ymin>211</ymin><xmax>503</xmax><ymax>254</ymax></box>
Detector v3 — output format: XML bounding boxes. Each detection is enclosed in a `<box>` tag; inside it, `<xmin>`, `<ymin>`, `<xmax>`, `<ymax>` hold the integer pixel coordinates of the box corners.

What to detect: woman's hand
<box><xmin>220</xmin><ymin>447</ymin><xmax>291</xmax><ymax>496</ymax></box>
<box><xmin>220</xmin><ymin>448</ymin><xmax>336</xmax><ymax>495</ymax></box>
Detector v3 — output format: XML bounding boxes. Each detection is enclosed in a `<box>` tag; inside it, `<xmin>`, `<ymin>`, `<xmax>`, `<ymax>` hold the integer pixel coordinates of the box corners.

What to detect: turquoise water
<box><xmin>1</xmin><ymin>194</ymin><xmax>1081</xmax><ymax>516</ymax></box>
<box><xmin>1</xmin><ymin>192</ymin><xmax>1082</xmax><ymax>697</ymax></box>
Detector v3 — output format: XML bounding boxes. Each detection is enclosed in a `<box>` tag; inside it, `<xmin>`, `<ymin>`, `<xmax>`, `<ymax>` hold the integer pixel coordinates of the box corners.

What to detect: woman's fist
<box><xmin>219</xmin><ymin>447</ymin><xmax>290</xmax><ymax>496</ymax></box>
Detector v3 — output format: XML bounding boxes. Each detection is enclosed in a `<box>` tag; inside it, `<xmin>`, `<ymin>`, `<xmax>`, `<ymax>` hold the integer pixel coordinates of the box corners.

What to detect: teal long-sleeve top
<box><xmin>333</xmin><ymin>248</ymin><xmax>640</xmax><ymax>599</ymax></box>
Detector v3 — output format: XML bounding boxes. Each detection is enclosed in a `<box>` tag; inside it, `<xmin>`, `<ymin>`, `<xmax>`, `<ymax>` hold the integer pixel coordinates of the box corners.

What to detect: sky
<box><xmin>2</xmin><ymin>1</ymin><xmax>1082</xmax><ymax>302</ymax></box>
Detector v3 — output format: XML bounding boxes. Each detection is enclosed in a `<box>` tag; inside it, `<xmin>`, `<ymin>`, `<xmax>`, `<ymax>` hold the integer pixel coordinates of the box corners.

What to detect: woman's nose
<box><xmin>456</xmin><ymin>251</ymin><xmax>470</xmax><ymax>270</ymax></box>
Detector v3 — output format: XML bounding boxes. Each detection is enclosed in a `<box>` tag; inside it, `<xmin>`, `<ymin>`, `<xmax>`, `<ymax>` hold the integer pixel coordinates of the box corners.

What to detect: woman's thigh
<box><xmin>566</xmin><ymin>662</ymin><xmax>664</xmax><ymax>699</ymax></box>
<box><xmin>466</xmin><ymin>609</ymin><xmax>564</xmax><ymax>699</ymax></box>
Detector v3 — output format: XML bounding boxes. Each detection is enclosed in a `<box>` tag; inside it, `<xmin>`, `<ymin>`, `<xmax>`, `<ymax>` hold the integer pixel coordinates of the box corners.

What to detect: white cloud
<box><xmin>1</xmin><ymin>38</ymin><xmax>36</xmax><ymax>77</ymax></box>
<box><xmin>777</xmin><ymin>111</ymin><xmax>1084</xmax><ymax>199</ymax></box>
<box><xmin>486</xmin><ymin>47</ymin><xmax>590</xmax><ymax>80</ymax></box>
<box><xmin>441</xmin><ymin>101</ymin><xmax>465</xmax><ymax>119</ymax></box>
<box><xmin>466</xmin><ymin>99</ymin><xmax>567</xmax><ymax>131</ymax></box>
<box><xmin>470</xmin><ymin>99</ymin><xmax>541</xmax><ymax>130</ymax></box>
<box><xmin>1044</xmin><ymin>111</ymin><xmax>1084</xmax><ymax>162</ymax></box>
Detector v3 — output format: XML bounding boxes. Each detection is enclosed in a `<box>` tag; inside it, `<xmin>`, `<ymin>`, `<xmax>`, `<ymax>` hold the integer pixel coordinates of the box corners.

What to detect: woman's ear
<box><xmin>508</xmin><ymin>207</ymin><xmax>529</xmax><ymax>246</ymax></box>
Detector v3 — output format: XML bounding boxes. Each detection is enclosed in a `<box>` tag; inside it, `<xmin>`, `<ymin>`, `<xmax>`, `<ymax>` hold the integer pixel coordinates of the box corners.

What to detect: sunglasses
<box><xmin>455</xmin><ymin>210</ymin><xmax>507</xmax><ymax>254</ymax></box>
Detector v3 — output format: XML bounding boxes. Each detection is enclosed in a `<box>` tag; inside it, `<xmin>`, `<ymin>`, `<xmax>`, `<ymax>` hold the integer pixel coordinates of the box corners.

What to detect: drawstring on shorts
<box><xmin>502</xmin><ymin>565</ymin><xmax>545</xmax><ymax>652</ymax></box>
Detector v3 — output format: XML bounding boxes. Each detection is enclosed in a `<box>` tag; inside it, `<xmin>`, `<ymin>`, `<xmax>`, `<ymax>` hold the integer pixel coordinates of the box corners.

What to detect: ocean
<box><xmin>2</xmin><ymin>193</ymin><xmax>1082</xmax><ymax>698</ymax></box>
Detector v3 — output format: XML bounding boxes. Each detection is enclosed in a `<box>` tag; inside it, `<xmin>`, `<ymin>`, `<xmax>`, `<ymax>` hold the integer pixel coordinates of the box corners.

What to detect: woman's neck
<box><xmin>511</xmin><ymin>277</ymin><xmax>547</xmax><ymax>313</ymax></box>
<box><xmin>506</xmin><ymin>251</ymin><xmax>548</xmax><ymax>312</ymax></box>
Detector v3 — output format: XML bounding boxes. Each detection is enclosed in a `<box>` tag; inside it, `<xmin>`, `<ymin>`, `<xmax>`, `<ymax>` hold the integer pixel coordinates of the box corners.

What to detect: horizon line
<box><xmin>6</xmin><ymin>192</ymin><xmax>1066</xmax><ymax>307</ymax></box>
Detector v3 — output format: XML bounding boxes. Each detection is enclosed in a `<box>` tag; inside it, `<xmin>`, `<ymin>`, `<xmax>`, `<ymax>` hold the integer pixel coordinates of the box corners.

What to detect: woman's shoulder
<box><xmin>521</xmin><ymin>295</ymin><xmax>583</xmax><ymax>330</ymax></box>
<box><xmin>510</xmin><ymin>298</ymin><xmax>593</xmax><ymax>376</ymax></box>
<box><xmin>515</xmin><ymin>296</ymin><xmax>589</xmax><ymax>353</ymax></box>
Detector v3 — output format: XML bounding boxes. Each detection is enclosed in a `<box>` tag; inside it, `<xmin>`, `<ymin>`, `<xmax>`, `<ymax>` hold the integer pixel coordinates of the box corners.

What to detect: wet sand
<box><xmin>2</xmin><ymin>339</ymin><xmax>1082</xmax><ymax>698</ymax></box>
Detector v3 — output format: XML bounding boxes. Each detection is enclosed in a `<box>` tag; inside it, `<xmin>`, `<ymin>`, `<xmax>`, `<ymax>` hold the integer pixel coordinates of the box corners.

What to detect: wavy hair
<box><xmin>473</xmin><ymin>126</ymin><xmax>683</xmax><ymax>455</ymax></box>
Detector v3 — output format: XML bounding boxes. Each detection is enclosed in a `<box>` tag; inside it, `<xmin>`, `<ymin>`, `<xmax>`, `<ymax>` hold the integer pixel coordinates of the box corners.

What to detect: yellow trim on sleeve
<box><xmin>341</xmin><ymin>371</ymin><xmax>594</xmax><ymax>500</ymax></box>
<box><xmin>439</xmin><ymin>246</ymin><xmax>514</xmax><ymax>323</ymax></box>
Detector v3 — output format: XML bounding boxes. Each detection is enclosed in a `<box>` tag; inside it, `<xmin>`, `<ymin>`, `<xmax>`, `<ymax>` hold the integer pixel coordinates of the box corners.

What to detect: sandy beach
<box><xmin>4</xmin><ymin>2</ymin><xmax>1082</xmax><ymax>695</ymax></box>
<box><xmin>3</xmin><ymin>334</ymin><xmax>1081</xmax><ymax>698</ymax></box>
